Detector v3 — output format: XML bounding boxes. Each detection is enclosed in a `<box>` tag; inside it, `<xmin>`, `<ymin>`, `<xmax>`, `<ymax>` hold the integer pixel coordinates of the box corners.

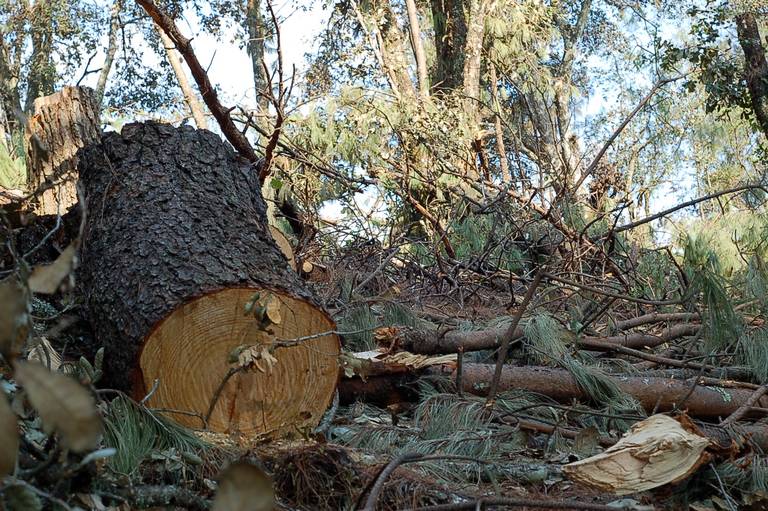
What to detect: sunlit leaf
<box><xmin>28</xmin><ymin>244</ymin><xmax>77</xmax><ymax>294</ymax></box>
<box><xmin>265</xmin><ymin>295</ymin><xmax>282</xmax><ymax>325</ymax></box>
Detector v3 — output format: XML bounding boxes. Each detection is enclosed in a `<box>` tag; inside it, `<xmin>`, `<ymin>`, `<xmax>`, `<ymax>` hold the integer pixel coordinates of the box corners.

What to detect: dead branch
<box><xmin>135</xmin><ymin>0</ymin><xmax>259</xmax><ymax>165</ymax></box>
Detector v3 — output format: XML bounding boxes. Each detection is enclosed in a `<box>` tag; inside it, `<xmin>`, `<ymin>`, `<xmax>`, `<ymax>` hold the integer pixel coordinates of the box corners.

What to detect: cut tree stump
<box><xmin>25</xmin><ymin>86</ymin><xmax>101</xmax><ymax>215</ymax></box>
<box><xmin>77</xmin><ymin>122</ymin><xmax>340</xmax><ymax>436</ymax></box>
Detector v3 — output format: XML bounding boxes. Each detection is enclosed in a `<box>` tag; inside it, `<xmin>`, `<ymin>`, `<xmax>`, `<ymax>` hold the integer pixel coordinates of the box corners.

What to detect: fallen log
<box><xmin>77</xmin><ymin>122</ymin><xmax>340</xmax><ymax>436</ymax></box>
<box><xmin>381</xmin><ymin>322</ymin><xmax>699</xmax><ymax>354</ymax></box>
<box><xmin>428</xmin><ymin>364</ymin><xmax>767</xmax><ymax>418</ymax></box>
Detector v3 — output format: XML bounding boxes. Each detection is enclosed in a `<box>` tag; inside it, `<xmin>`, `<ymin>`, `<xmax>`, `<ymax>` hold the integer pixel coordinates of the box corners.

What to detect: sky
<box><xmin>76</xmin><ymin>1</ymin><xmax>694</xmax><ymax>235</ymax></box>
<box><xmin>185</xmin><ymin>1</ymin><xmax>326</xmax><ymax>110</ymax></box>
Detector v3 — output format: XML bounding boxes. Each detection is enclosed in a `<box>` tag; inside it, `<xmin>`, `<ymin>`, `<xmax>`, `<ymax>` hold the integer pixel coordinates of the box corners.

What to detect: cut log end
<box><xmin>138</xmin><ymin>288</ymin><xmax>339</xmax><ymax>436</ymax></box>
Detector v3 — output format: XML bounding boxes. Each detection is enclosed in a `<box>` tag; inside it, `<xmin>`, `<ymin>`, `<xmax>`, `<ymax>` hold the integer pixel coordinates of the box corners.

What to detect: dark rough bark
<box><xmin>736</xmin><ymin>12</ymin><xmax>768</xmax><ymax>139</ymax></box>
<box><xmin>77</xmin><ymin>121</ymin><xmax>312</xmax><ymax>392</ymax></box>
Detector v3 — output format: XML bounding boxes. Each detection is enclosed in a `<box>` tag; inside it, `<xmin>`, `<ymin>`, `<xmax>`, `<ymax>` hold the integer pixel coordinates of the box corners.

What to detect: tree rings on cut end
<box><xmin>139</xmin><ymin>288</ymin><xmax>339</xmax><ymax>436</ymax></box>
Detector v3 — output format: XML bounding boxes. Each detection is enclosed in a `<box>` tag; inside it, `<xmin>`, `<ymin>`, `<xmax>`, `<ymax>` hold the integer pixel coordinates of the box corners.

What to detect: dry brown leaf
<box><xmin>563</xmin><ymin>414</ymin><xmax>711</xmax><ymax>495</ymax></box>
<box><xmin>0</xmin><ymin>277</ymin><xmax>29</xmax><ymax>362</ymax></box>
<box><xmin>237</xmin><ymin>344</ymin><xmax>278</xmax><ymax>374</ymax></box>
<box><xmin>0</xmin><ymin>392</ymin><xmax>18</xmax><ymax>476</ymax></box>
<box><xmin>14</xmin><ymin>361</ymin><xmax>102</xmax><ymax>452</ymax></box>
<box><xmin>212</xmin><ymin>462</ymin><xmax>275</xmax><ymax>511</ymax></box>
<box><xmin>28</xmin><ymin>244</ymin><xmax>76</xmax><ymax>294</ymax></box>
<box><xmin>265</xmin><ymin>295</ymin><xmax>282</xmax><ymax>325</ymax></box>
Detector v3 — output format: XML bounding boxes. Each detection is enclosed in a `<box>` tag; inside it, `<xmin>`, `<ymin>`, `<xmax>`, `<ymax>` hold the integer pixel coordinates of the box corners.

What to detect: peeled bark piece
<box><xmin>25</xmin><ymin>86</ymin><xmax>100</xmax><ymax>215</ymax></box>
<box><xmin>563</xmin><ymin>415</ymin><xmax>711</xmax><ymax>495</ymax></box>
<box><xmin>77</xmin><ymin>122</ymin><xmax>340</xmax><ymax>435</ymax></box>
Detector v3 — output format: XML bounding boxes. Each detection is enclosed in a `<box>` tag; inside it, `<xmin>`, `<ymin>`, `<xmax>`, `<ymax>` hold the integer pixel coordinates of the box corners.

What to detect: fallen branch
<box><xmin>427</xmin><ymin>364</ymin><xmax>768</xmax><ymax>418</ymax></box>
<box><xmin>382</xmin><ymin>322</ymin><xmax>699</xmax><ymax>354</ymax></box>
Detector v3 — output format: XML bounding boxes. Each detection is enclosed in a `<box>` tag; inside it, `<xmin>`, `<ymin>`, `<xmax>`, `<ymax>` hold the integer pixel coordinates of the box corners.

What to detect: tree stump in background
<box><xmin>25</xmin><ymin>86</ymin><xmax>100</xmax><ymax>215</ymax></box>
<box><xmin>77</xmin><ymin>122</ymin><xmax>340</xmax><ymax>436</ymax></box>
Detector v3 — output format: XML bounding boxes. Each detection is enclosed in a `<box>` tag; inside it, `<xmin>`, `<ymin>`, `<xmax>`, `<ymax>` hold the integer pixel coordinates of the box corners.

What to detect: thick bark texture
<box><xmin>77</xmin><ymin>122</ymin><xmax>339</xmax><ymax>434</ymax></box>
<box><xmin>25</xmin><ymin>86</ymin><xmax>101</xmax><ymax>215</ymax></box>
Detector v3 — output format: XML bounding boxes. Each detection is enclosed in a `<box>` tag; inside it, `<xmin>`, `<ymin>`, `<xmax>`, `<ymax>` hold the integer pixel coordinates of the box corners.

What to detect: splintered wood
<box><xmin>564</xmin><ymin>415</ymin><xmax>711</xmax><ymax>494</ymax></box>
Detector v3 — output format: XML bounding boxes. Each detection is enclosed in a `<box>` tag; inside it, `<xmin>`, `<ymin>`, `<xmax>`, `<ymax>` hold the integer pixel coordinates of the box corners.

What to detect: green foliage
<box><xmin>336</xmin><ymin>306</ymin><xmax>377</xmax><ymax>351</ymax></box>
<box><xmin>523</xmin><ymin>312</ymin><xmax>568</xmax><ymax>363</ymax></box>
<box><xmin>712</xmin><ymin>455</ymin><xmax>768</xmax><ymax>500</ymax></box>
<box><xmin>737</xmin><ymin>327</ymin><xmax>768</xmax><ymax>384</ymax></box>
<box><xmin>336</xmin><ymin>301</ymin><xmax>432</xmax><ymax>351</ymax></box>
<box><xmin>682</xmin><ymin>232</ymin><xmax>742</xmax><ymax>350</ymax></box>
<box><xmin>448</xmin><ymin>215</ymin><xmax>524</xmax><ymax>272</ymax></box>
<box><xmin>103</xmin><ymin>396</ymin><xmax>208</xmax><ymax>477</ymax></box>
<box><xmin>0</xmin><ymin>142</ymin><xmax>25</xmax><ymax>189</ymax></box>
<box><xmin>633</xmin><ymin>250</ymin><xmax>679</xmax><ymax>302</ymax></box>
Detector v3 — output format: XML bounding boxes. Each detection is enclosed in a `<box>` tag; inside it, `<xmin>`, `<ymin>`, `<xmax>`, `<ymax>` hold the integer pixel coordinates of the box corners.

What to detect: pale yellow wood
<box><xmin>139</xmin><ymin>288</ymin><xmax>339</xmax><ymax>436</ymax></box>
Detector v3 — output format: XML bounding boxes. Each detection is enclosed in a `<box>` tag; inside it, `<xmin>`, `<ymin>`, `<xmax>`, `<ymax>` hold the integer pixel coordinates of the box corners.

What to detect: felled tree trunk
<box><xmin>429</xmin><ymin>364</ymin><xmax>768</xmax><ymax>419</ymax></box>
<box><xmin>77</xmin><ymin>122</ymin><xmax>340</xmax><ymax>436</ymax></box>
<box><xmin>25</xmin><ymin>86</ymin><xmax>101</xmax><ymax>215</ymax></box>
<box><xmin>380</xmin><ymin>322</ymin><xmax>699</xmax><ymax>354</ymax></box>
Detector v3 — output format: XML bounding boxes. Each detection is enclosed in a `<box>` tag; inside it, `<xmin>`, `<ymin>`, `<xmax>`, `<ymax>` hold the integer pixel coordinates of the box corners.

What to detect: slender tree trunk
<box><xmin>155</xmin><ymin>25</ymin><xmax>208</xmax><ymax>129</ymax></box>
<box><xmin>404</xmin><ymin>0</ymin><xmax>429</xmax><ymax>97</ymax></box>
<box><xmin>430</xmin><ymin>0</ymin><xmax>467</xmax><ymax>92</ymax></box>
<box><xmin>489</xmin><ymin>62</ymin><xmax>510</xmax><ymax>182</ymax></box>
<box><xmin>0</xmin><ymin>37</ymin><xmax>22</xmax><ymax>134</ymax></box>
<box><xmin>462</xmin><ymin>0</ymin><xmax>493</xmax><ymax>116</ymax></box>
<box><xmin>95</xmin><ymin>0</ymin><xmax>122</xmax><ymax>109</ymax></box>
<box><xmin>372</xmin><ymin>0</ymin><xmax>417</xmax><ymax>99</ymax></box>
<box><xmin>735</xmin><ymin>12</ymin><xmax>768</xmax><ymax>139</ymax></box>
<box><xmin>246</xmin><ymin>0</ymin><xmax>270</xmax><ymax>113</ymax></box>
<box><xmin>24</xmin><ymin>40</ymin><xmax>54</xmax><ymax>113</ymax></box>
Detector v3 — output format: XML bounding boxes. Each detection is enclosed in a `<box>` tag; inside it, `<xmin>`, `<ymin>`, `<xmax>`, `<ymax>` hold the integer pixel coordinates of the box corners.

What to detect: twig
<box><xmin>721</xmin><ymin>383</ymin><xmax>768</xmax><ymax>426</ymax></box>
<box><xmin>359</xmin><ymin>453</ymin><xmax>488</xmax><ymax>511</ymax></box>
<box><xmin>486</xmin><ymin>267</ymin><xmax>545</xmax><ymax>404</ymax></box>
<box><xmin>456</xmin><ymin>347</ymin><xmax>464</xmax><ymax>397</ymax></box>
<box><xmin>135</xmin><ymin>0</ymin><xmax>259</xmax><ymax>165</ymax></box>
<box><xmin>404</xmin><ymin>497</ymin><xmax>631</xmax><ymax>510</ymax></box>
<box><xmin>606</xmin><ymin>184</ymin><xmax>766</xmax><ymax>236</ymax></box>
<box><xmin>204</xmin><ymin>366</ymin><xmax>242</xmax><ymax>427</ymax></box>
